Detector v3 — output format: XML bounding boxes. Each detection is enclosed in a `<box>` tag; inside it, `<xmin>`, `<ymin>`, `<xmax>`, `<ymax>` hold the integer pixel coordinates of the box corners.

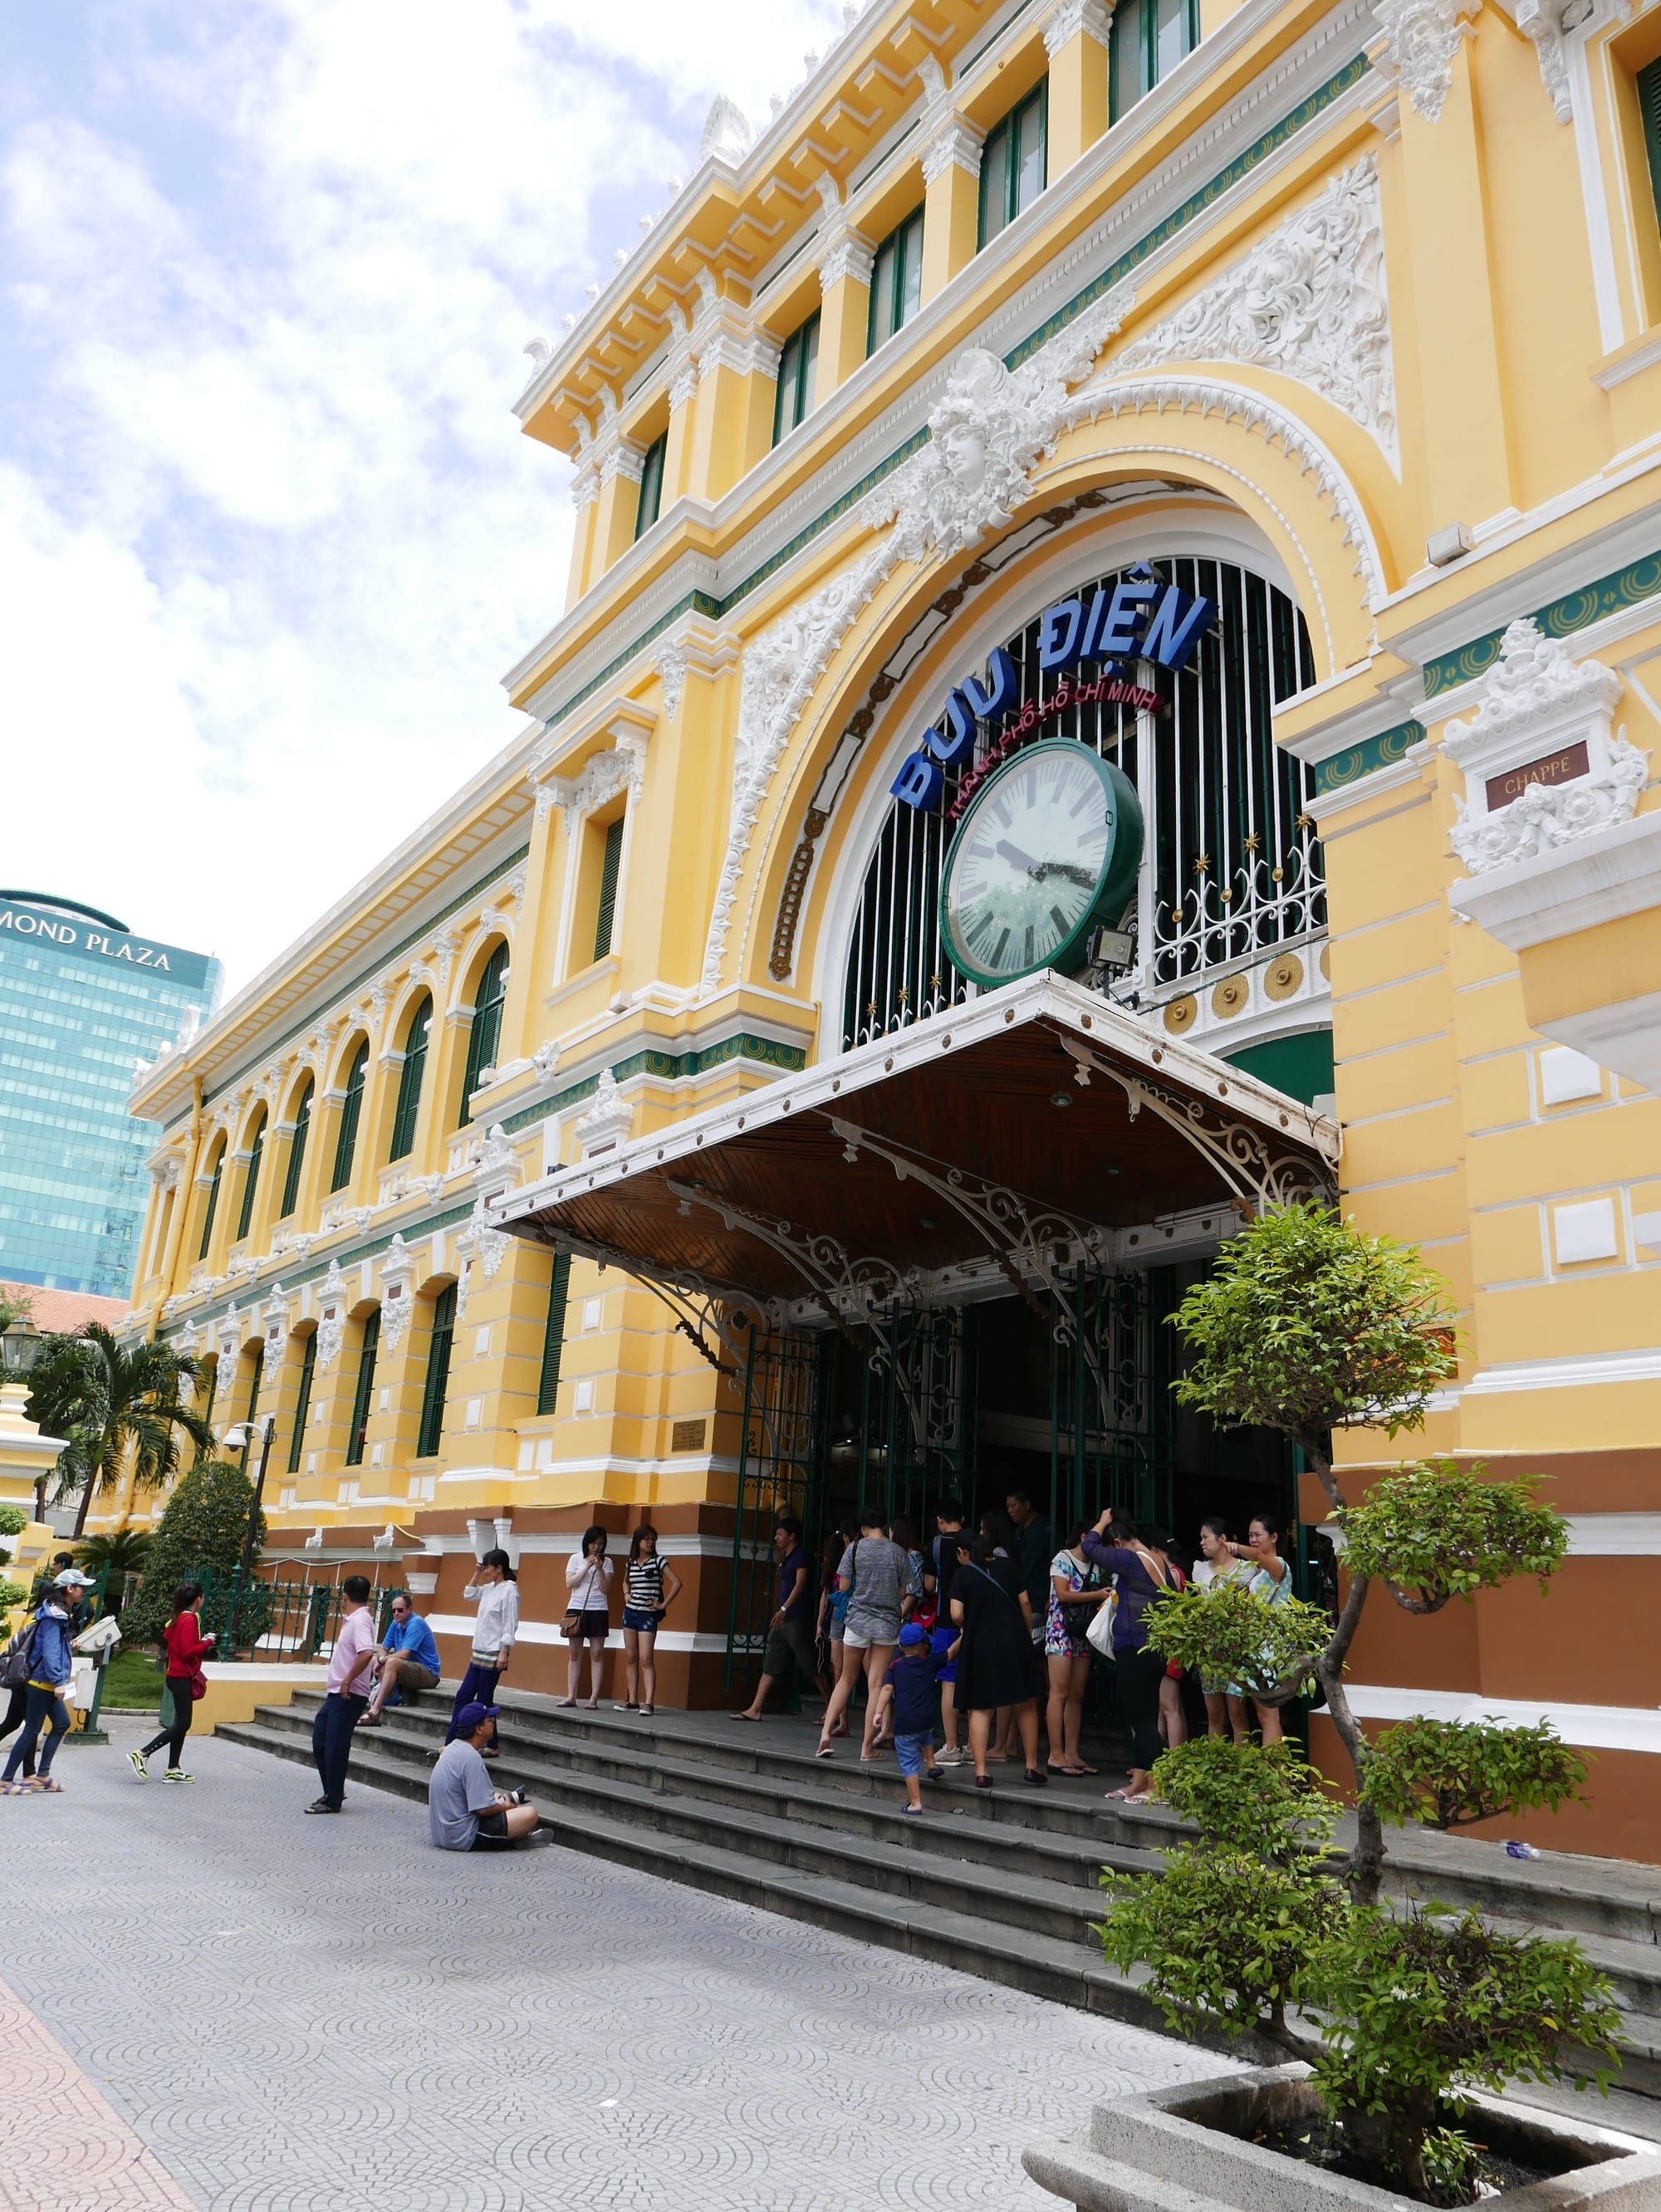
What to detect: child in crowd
<box><xmin>878</xmin><ymin>1622</ymin><xmax>945</xmax><ymax>1813</ymax></box>
<box><xmin>930</xmin><ymin>1621</ymin><xmax>963</xmax><ymax>1767</ymax></box>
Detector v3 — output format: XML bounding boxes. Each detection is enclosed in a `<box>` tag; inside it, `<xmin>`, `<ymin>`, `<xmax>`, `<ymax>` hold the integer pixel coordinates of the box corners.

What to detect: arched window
<box><xmin>287</xmin><ymin>1328</ymin><xmax>316</xmax><ymax>1475</ymax></box>
<box><xmin>842</xmin><ymin>556</ymin><xmax>1320</xmax><ymax>1048</ymax></box>
<box><xmin>346</xmin><ymin>1309</ymin><xmax>380</xmax><ymax>1467</ymax></box>
<box><xmin>331</xmin><ymin>1042</ymin><xmax>368</xmax><ymax>1193</ymax></box>
<box><xmin>234</xmin><ymin>1112</ymin><xmax>267</xmax><ymax>1243</ymax></box>
<box><xmin>279</xmin><ymin>1079</ymin><xmax>313</xmax><ymax>1219</ymax></box>
<box><xmin>197</xmin><ymin>1141</ymin><xmax>224</xmax><ymax>1260</ymax></box>
<box><xmin>389</xmin><ymin>995</ymin><xmax>431</xmax><ymax>1162</ymax></box>
<box><xmin>417</xmin><ymin>1285</ymin><xmax>456</xmax><ymax>1458</ymax></box>
<box><xmin>458</xmin><ymin>943</ymin><xmax>509</xmax><ymax>1127</ymax></box>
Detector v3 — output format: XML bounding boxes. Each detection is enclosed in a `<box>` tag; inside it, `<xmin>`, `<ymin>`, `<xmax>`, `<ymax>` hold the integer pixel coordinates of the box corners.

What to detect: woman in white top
<box><xmin>445</xmin><ymin>1546</ymin><xmax>519</xmax><ymax>1750</ymax></box>
<box><xmin>558</xmin><ymin>1524</ymin><xmax>614</xmax><ymax>1709</ymax></box>
<box><xmin>1192</xmin><ymin>1518</ymin><xmax>1251</xmax><ymax>1744</ymax></box>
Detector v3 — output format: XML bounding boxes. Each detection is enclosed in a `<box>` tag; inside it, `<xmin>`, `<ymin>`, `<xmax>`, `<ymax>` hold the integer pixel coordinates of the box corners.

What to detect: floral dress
<box><xmin>1044</xmin><ymin>1548</ymin><xmax>1099</xmax><ymax>1657</ymax></box>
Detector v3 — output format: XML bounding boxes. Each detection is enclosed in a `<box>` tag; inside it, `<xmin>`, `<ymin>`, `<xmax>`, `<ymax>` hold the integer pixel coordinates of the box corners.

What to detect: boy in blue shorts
<box><xmin>880</xmin><ymin>1621</ymin><xmax>946</xmax><ymax>1813</ymax></box>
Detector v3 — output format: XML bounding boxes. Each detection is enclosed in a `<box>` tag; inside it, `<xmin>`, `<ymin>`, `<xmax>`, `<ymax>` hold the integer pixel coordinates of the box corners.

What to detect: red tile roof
<box><xmin>0</xmin><ymin>1283</ymin><xmax>130</xmax><ymax>1334</ymax></box>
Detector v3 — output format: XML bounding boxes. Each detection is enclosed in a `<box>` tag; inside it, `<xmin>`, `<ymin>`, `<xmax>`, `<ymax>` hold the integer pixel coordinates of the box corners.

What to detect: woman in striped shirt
<box><xmin>620</xmin><ymin>1525</ymin><xmax>682</xmax><ymax>1717</ymax></box>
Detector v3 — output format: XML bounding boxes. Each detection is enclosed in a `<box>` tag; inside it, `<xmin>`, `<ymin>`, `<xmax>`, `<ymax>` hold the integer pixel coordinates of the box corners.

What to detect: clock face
<box><xmin>938</xmin><ymin>740</ymin><xmax>1143</xmax><ymax>988</ymax></box>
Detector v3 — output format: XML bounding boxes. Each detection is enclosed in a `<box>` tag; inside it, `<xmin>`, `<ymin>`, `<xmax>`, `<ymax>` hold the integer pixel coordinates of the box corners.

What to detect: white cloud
<box><xmin>0</xmin><ymin>0</ymin><xmax>843</xmax><ymax>991</ymax></box>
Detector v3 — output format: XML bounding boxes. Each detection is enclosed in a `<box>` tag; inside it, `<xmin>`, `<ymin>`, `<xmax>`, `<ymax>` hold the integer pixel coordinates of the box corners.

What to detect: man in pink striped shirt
<box><xmin>307</xmin><ymin>1576</ymin><xmax>376</xmax><ymax>1814</ymax></box>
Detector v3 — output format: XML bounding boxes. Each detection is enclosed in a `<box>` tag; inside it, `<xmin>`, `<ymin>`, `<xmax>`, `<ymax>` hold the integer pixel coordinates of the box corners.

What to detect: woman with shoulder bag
<box><xmin>559</xmin><ymin>1524</ymin><xmax>613</xmax><ymax>1709</ymax></box>
<box><xmin>1</xmin><ymin>1576</ymin><xmax>78</xmax><ymax>1793</ymax></box>
<box><xmin>816</xmin><ymin>1507</ymin><xmax>910</xmax><ymax>1762</ymax></box>
<box><xmin>950</xmin><ymin>1532</ymin><xmax>1046</xmax><ymax>1788</ymax></box>
<box><xmin>1081</xmin><ymin>1514</ymin><xmax>1174</xmax><ymax>1804</ymax></box>
<box><xmin>129</xmin><ymin>1581</ymin><xmax>215</xmax><ymax>1784</ymax></box>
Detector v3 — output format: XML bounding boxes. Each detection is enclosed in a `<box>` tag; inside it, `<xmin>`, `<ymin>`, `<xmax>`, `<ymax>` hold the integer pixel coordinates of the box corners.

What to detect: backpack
<box><xmin>1</xmin><ymin>1617</ymin><xmax>39</xmax><ymax>1692</ymax></box>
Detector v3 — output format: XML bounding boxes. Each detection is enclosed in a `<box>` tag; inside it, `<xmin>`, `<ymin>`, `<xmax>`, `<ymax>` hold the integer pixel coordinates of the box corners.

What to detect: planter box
<box><xmin>1023</xmin><ymin>2063</ymin><xmax>1661</xmax><ymax>2212</ymax></box>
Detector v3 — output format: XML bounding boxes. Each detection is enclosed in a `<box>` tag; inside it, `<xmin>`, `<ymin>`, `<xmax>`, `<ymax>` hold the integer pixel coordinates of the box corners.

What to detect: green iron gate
<box><xmin>852</xmin><ymin>1298</ymin><xmax>977</xmax><ymax>1535</ymax></box>
<box><xmin>1049</xmin><ymin>1262</ymin><xmax>1178</xmax><ymax>1538</ymax></box>
<box><xmin>723</xmin><ymin>1320</ymin><xmax>823</xmax><ymax>1690</ymax></box>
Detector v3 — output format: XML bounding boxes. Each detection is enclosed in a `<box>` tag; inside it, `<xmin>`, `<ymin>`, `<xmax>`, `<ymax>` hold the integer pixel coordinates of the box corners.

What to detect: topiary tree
<box><xmin>1095</xmin><ymin>1204</ymin><xmax>1619</xmax><ymax>2202</ymax></box>
<box><xmin>125</xmin><ymin>1457</ymin><xmax>266</xmax><ymax>1648</ymax></box>
<box><xmin>0</xmin><ymin>1503</ymin><xmax>29</xmax><ymax>1539</ymax></box>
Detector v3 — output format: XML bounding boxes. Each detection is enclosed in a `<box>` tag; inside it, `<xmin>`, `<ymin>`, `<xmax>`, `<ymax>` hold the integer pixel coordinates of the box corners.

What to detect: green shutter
<box><xmin>346</xmin><ymin>1308</ymin><xmax>380</xmax><ymax>1467</ymax></box>
<box><xmin>197</xmin><ymin>1145</ymin><xmax>223</xmax><ymax>1259</ymax></box>
<box><xmin>279</xmin><ymin>1081</ymin><xmax>312</xmax><ymax>1219</ymax></box>
<box><xmin>389</xmin><ymin>996</ymin><xmax>431</xmax><ymax>1162</ymax></box>
<box><xmin>1642</xmin><ymin>60</ymin><xmax>1661</xmax><ymax>231</ymax></box>
<box><xmin>459</xmin><ymin>942</ymin><xmax>508</xmax><ymax>1127</ymax></box>
<box><xmin>593</xmin><ymin>818</ymin><xmax>625</xmax><ymax>960</ymax></box>
<box><xmin>235</xmin><ymin>1115</ymin><xmax>266</xmax><ymax>1243</ymax></box>
<box><xmin>287</xmin><ymin>1329</ymin><xmax>317</xmax><ymax>1474</ymax></box>
<box><xmin>537</xmin><ymin>1253</ymin><xmax>571</xmax><ymax>1415</ymax></box>
<box><xmin>417</xmin><ymin>1285</ymin><xmax>457</xmax><ymax>1459</ymax></box>
<box><xmin>238</xmin><ymin>1343</ymin><xmax>264</xmax><ymax>1470</ymax></box>
<box><xmin>331</xmin><ymin>1042</ymin><xmax>368</xmax><ymax>1192</ymax></box>
<box><xmin>635</xmin><ymin>434</ymin><xmax>667</xmax><ymax>538</ymax></box>
<box><xmin>772</xmin><ymin>312</ymin><xmax>821</xmax><ymax>446</ymax></box>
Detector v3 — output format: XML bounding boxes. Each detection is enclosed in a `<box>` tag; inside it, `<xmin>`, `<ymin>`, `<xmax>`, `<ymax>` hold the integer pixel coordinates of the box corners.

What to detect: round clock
<box><xmin>938</xmin><ymin>739</ymin><xmax>1144</xmax><ymax>988</ymax></box>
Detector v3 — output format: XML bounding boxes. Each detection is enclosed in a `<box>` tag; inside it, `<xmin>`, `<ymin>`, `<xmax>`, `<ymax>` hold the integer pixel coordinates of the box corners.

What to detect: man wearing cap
<box><xmin>429</xmin><ymin>1703</ymin><xmax>541</xmax><ymax>1851</ymax></box>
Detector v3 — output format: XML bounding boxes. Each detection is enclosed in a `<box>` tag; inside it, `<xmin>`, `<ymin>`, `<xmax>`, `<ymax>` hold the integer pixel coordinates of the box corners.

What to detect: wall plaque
<box><xmin>1484</xmin><ymin>740</ymin><xmax>1589</xmax><ymax>811</ymax></box>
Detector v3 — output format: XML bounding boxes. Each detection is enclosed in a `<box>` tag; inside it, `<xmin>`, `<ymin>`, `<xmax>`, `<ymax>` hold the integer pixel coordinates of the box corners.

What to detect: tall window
<box><xmin>979</xmin><ymin>81</ymin><xmax>1047</xmax><ymax>246</ymax></box>
<box><xmin>417</xmin><ymin>1285</ymin><xmax>457</xmax><ymax>1459</ymax></box>
<box><xmin>345</xmin><ymin>1309</ymin><xmax>380</xmax><ymax>1467</ymax></box>
<box><xmin>1110</xmin><ymin>0</ymin><xmax>1198</xmax><ymax>119</ymax></box>
<box><xmin>279</xmin><ymin>1080</ymin><xmax>313</xmax><ymax>1219</ymax></box>
<box><xmin>537</xmin><ymin>1253</ymin><xmax>572</xmax><ymax>1416</ymax></box>
<box><xmin>331</xmin><ymin>1042</ymin><xmax>368</xmax><ymax>1193</ymax></box>
<box><xmin>458</xmin><ymin>943</ymin><xmax>509</xmax><ymax>1126</ymax></box>
<box><xmin>593</xmin><ymin>818</ymin><xmax>625</xmax><ymax>961</ymax></box>
<box><xmin>635</xmin><ymin>433</ymin><xmax>667</xmax><ymax>538</ymax></box>
<box><xmin>234</xmin><ymin>1114</ymin><xmax>266</xmax><ymax>1243</ymax></box>
<box><xmin>388</xmin><ymin>995</ymin><xmax>431</xmax><ymax>1162</ymax></box>
<box><xmin>772</xmin><ymin>312</ymin><xmax>820</xmax><ymax>444</ymax></box>
<box><xmin>238</xmin><ymin>1343</ymin><xmax>264</xmax><ymax>1470</ymax></box>
<box><xmin>287</xmin><ymin>1329</ymin><xmax>316</xmax><ymax>1474</ymax></box>
<box><xmin>868</xmin><ymin>208</ymin><xmax>925</xmax><ymax>355</ymax></box>
<box><xmin>197</xmin><ymin>1143</ymin><xmax>223</xmax><ymax>1260</ymax></box>
<box><xmin>1640</xmin><ymin>60</ymin><xmax>1661</xmax><ymax>228</ymax></box>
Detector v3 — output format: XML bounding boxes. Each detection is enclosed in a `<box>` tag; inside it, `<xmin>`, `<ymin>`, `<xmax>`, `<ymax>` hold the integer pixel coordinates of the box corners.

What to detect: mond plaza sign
<box><xmin>890</xmin><ymin>563</ymin><xmax>1218</xmax><ymax>815</ymax></box>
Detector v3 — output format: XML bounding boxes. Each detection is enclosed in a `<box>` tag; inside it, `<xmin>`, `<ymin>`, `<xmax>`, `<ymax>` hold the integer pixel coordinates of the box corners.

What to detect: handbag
<box><xmin>1085</xmin><ymin>1593</ymin><xmax>1116</xmax><ymax>1656</ymax></box>
<box><xmin>0</xmin><ymin>1625</ymin><xmax>34</xmax><ymax>1691</ymax></box>
<box><xmin>189</xmin><ymin>1669</ymin><xmax>208</xmax><ymax>1702</ymax></box>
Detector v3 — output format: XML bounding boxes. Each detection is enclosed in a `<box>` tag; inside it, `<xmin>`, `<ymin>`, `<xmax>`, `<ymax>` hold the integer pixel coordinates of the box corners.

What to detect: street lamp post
<box><xmin>221</xmin><ymin>1414</ymin><xmax>277</xmax><ymax>1655</ymax></box>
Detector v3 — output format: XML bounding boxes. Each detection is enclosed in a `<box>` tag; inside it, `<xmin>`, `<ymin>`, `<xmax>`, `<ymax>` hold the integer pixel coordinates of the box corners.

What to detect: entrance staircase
<box><xmin>219</xmin><ymin>1686</ymin><xmax>1661</xmax><ymax>2101</ymax></box>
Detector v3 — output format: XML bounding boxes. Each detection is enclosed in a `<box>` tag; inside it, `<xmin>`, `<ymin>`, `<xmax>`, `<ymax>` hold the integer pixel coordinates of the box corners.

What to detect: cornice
<box><xmin>507</xmin><ymin>12</ymin><xmax>1378</xmax><ymax>729</ymax></box>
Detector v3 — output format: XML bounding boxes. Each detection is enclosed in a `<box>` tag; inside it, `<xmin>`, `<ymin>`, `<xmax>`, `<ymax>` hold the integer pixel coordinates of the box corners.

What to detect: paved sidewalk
<box><xmin>0</xmin><ymin>1717</ymin><xmax>1228</xmax><ymax>2211</ymax></box>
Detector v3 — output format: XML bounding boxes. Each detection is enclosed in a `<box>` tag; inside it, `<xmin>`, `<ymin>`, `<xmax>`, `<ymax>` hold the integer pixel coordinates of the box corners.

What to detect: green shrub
<box><xmin>0</xmin><ymin>1504</ymin><xmax>29</xmax><ymax>1538</ymax></box>
<box><xmin>1144</xmin><ymin>1581</ymin><xmax>1330</xmax><ymax>1705</ymax></box>
<box><xmin>1146</xmin><ymin>1736</ymin><xmax>1335</xmax><ymax>1861</ymax></box>
<box><xmin>1360</xmin><ymin>1718</ymin><xmax>1589</xmax><ymax>1832</ymax></box>
<box><xmin>1338</xmin><ymin>1463</ymin><xmax>1567</xmax><ymax>1609</ymax></box>
<box><xmin>125</xmin><ymin>1459</ymin><xmax>264</xmax><ymax>1646</ymax></box>
<box><xmin>0</xmin><ymin>1578</ymin><xmax>27</xmax><ymax>1610</ymax></box>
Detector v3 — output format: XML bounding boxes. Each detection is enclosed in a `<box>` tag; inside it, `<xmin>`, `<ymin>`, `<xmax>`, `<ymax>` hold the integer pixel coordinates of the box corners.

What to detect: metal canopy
<box><xmin>494</xmin><ymin>974</ymin><xmax>1340</xmax><ymax>1361</ymax></box>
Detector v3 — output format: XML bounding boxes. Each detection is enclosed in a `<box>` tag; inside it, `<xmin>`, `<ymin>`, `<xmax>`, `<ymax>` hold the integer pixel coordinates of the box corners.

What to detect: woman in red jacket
<box><xmin>130</xmin><ymin>1582</ymin><xmax>214</xmax><ymax>1783</ymax></box>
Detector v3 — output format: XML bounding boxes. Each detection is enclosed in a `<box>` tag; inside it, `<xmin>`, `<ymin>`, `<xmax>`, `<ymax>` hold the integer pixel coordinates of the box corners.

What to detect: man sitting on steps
<box><xmin>429</xmin><ymin>1704</ymin><xmax>541</xmax><ymax>1852</ymax></box>
<box><xmin>360</xmin><ymin>1595</ymin><xmax>442</xmax><ymax>1727</ymax></box>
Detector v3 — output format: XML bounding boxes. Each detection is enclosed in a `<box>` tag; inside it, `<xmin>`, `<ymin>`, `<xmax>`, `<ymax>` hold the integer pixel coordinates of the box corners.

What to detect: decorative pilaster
<box><xmin>921</xmin><ymin>115</ymin><xmax>984</xmax><ymax>302</ymax></box>
<box><xmin>815</xmin><ymin>178</ymin><xmax>876</xmax><ymax>395</ymax></box>
<box><xmin>1044</xmin><ymin>0</ymin><xmax>1111</xmax><ymax>174</ymax></box>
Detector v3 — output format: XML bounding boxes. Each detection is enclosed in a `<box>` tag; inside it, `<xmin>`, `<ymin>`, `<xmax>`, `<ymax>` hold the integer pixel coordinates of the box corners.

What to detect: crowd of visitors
<box><xmin>729</xmin><ymin>1493</ymin><xmax>1298</xmax><ymax>1812</ymax></box>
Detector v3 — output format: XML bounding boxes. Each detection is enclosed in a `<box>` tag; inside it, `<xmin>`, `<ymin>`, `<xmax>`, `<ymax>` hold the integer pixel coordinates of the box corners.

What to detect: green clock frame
<box><xmin>937</xmin><ymin>739</ymin><xmax>1145</xmax><ymax>990</ymax></box>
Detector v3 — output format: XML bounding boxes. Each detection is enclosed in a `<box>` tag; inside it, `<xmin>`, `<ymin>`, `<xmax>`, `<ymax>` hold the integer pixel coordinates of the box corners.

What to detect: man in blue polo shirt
<box><xmin>360</xmin><ymin>1594</ymin><xmax>443</xmax><ymax>1726</ymax></box>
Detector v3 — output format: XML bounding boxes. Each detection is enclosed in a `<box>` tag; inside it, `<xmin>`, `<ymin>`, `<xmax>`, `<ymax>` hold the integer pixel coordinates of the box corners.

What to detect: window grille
<box><xmin>537</xmin><ymin>1253</ymin><xmax>571</xmax><ymax>1415</ymax></box>
<box><xmin>287</xmin><ymin>1330</ymin><xmax>316</xmax><ymax>1474</ymax></box>
<box><xmin>593</xmin><ymin>820</ymin><xmax>625</xmax><ymax>961</ymax></box>
<box><xmin>841</xmin><ymin>557</ymin><xmax>1320</xmax><ymax>1049</ymax></box>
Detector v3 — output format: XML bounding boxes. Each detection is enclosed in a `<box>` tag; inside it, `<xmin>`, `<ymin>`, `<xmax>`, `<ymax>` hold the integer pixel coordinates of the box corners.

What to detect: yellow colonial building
<box><xmin>124</xmin><ymin>0</ymin><xmax>1661</xmax><ymax>1854</ymax></box>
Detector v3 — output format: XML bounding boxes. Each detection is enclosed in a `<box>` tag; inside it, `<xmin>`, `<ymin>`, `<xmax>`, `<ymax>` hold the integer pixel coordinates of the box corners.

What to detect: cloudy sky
<box><xmin>1</xmin><ymin>0</ymin><xmax>841</xmax><ymax>999</ymax></box>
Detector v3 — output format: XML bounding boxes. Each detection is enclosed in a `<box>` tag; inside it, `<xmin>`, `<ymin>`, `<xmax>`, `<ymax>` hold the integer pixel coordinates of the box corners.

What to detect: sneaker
<box><xmin>935</xmin><ymin>1747</ymin><xmax>965</xmax><ymax>1767</ymax></box>
<box><xmin>128</xmin><ymin>1749</ymin><xmax>148</xmax><ymax>1783</ymax></box>
<box><xmin>162</xmin><ymin>1768</ymin><xmax>194</xmax><ymax>1783</ymax></box>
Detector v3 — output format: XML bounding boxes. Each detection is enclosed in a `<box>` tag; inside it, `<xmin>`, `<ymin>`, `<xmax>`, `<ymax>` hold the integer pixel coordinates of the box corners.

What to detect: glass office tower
<box><xmin>0</xmin><ymin>892</ymin><xmax>221</xmax><ymax>1301</ymax></box>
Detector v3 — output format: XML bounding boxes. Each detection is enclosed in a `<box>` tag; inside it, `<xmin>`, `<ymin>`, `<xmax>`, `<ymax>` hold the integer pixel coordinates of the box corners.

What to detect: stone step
<box><xmin>220</xmin><ymin>1708</ymin><xmax>1661</xmax><ymax>2098</ymax></box>
<box><xmin>243</xmin><ymin>1699</ymin><xmax>1165</xmax><ymax>1930</ymax></box>
<box><xmin>259</xmin><ymin>1699</ymin><xmax>1168</xmax><ymax>1893</ymax></box>
<box><xmin>214</xmin><ymin>1717</ymin><xmax>1268</xmax><ymax>2053</ymax></box>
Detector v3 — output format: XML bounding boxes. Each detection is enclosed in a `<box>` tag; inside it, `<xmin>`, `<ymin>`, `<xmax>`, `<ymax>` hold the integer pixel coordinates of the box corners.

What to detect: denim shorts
<box><xmin>621</xmin><ymin>1608</ymin><xmax>661</xmax><ymax>1634</ymax></box>
<box><xmin>894</xmin><ymin>1731</ymin><xmax>933</xmax><ymax>1778</ymax></box>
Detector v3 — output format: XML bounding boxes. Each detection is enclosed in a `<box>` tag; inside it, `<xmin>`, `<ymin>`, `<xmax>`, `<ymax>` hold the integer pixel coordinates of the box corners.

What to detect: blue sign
<box><xmin>890</xmin><ymin>564</ymin><xmax>1217</xmax><ymax>814</ymax></box>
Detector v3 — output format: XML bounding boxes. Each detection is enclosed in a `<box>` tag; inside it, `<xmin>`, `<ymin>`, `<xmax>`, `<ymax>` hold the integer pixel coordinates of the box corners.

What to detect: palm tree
<box><xmin>27</xmin><ymin>1326</ymin><xmax>215</xmax><ymax>1538</ymax></box>
<box><xmin>74</xmin><ymin>1525</ymin><xmax>154</xmax><ymax>1616</ymax></box>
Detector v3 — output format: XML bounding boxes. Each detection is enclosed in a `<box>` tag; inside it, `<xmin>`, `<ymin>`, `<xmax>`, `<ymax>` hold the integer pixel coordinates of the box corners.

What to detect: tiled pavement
<box><xmin>0</xmin><ymin>1714</ymin><xmax>1231</xmax><ymax>2211</ymax></box>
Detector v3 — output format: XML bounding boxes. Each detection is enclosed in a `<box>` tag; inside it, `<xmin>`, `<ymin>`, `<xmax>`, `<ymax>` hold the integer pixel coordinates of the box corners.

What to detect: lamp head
<box><xmin>0</xmin><ymin>1317</ymin><xmax>42</xmax><ymax>1382</ymax></box>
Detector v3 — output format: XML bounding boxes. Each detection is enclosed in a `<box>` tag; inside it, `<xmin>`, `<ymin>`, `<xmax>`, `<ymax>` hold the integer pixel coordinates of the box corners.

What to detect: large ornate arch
<box><xmin>707</xmin><ymin>317</ymin><xmax>1400</xmax><ymax>1005</ymax></box>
